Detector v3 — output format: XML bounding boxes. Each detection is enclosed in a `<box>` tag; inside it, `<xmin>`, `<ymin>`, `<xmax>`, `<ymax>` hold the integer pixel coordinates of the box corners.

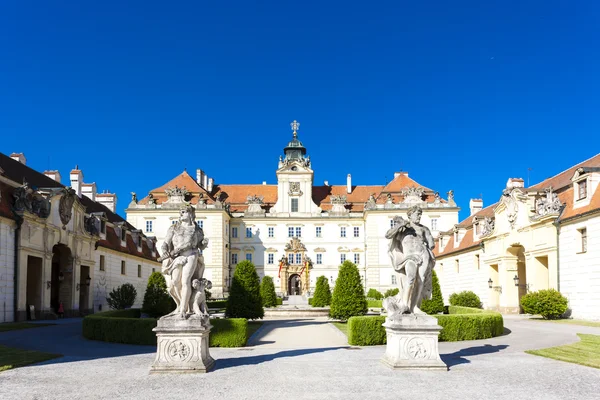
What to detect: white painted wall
<box><xmin>0</xmin><ymin>218</ymin><xmax>16</xmax><ymax>322</ymax></box>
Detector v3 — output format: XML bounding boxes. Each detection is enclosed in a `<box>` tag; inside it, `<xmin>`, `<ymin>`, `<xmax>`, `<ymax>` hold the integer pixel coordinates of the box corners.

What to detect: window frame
<box><xmin>291</xmin><ymin>198</ymin><xmax>299</xmax><ymax>212</ymax></box>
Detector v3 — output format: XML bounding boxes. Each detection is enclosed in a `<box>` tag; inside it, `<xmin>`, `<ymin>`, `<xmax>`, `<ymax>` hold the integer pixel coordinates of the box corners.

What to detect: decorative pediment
<box><xmin>401</xmin><ymin>186</ymin><xmax>425</xmax><ymax>204</ymax></box>
<box><xmin>337</xmin><ymin>246</ymin><xmax>350</xmax><ymax>252</ymax></box>
<box><xmin>165</xmin><ymin>185</ymin><xmax>189</xmax><ymax>204</ymax></box>
<box><xmin>314</xmin><ymin>247</ymin><xmax>326</xmax><ymax>252</ymax></box>
<box><xmin>500</xmin><ymin>187</ymin><xmax>527</xmax><ymax>229</ymax></box>
<box><xmin>352</xmin><ymin>248</ymin><xmax>364</xmax><ymax>252</ymax></box>
<box><xmin>243</xmin><ymin>246</ymin><xmax>255</xmax><ymax>252</ymax></box>
<box><xmin>285</xmin><ymin>237</ymin><xmax>306</xmax><ymax>252</ymax></box>
<box><xmin>532</xmin><ymin>186</ymin><xmax>562</xmax><ymax>219</ymax></box>
<box><xmin>265</xmin><ymin>247</ymin><xmax>278</xmax><ymax>252</ymax></box>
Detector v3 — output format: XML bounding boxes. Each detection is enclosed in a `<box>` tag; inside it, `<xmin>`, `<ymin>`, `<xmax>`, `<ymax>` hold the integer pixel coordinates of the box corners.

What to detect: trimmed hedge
<box><xmin>207</xmin><ymin>300</ymin><xmax>227</xmax><ymax>309</ymax></box>
<box><xmin>276</xmin><ymin>298</ymin><xmax>283</xmax><ymax>306</ymax></box>
<box><xmin>82</xmin><ymin>309</ymin><xmax>250</xmax><ymax>347</ymax></box>
<box><xmin>367</xmin><ymin>289</ymin><xmax>383</xmax><ymax>300</ymax></box>
<box><xmin>346</xmin><ymin>306</ymin><xmax>504</xmax><ymax>345</ymax></box>
<box><xmin>383</xmin><ymin>288</ymin><xmax>399</xmax><ymax>298</ymax></box>
<box><xmin>367</xmin><ymin>300</ymin><xmax>382</xmax><ymax>308</ymax></box>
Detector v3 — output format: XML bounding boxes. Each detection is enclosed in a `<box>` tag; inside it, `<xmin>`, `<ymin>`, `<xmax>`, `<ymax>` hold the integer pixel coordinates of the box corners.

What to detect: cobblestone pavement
<box><xmin>1</xmin><ymin>316</ymin><xmax>599</xmax><ymax>400</ymax></box>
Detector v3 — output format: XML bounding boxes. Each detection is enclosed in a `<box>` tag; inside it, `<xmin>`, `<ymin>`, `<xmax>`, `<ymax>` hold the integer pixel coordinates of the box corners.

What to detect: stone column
<box><xmin>500</xmin><ymin>257</ymin><xmax>520</xmax><ymax>313</ymax></box>
<box><xmin>42</xmin><ymin>251</ymin><xmax>53</xmax><ymax>316</ymax></box>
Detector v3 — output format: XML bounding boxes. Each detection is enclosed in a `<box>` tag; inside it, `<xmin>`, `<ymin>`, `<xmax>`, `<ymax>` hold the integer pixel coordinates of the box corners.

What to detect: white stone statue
<box><xmin>383</xmin><ymin>205</ymin><xmax>436</xmax><ymax>319</ymax></box>
<box><xmin>159</xmin><ymin>204</ymin><xmax>208</xmax><ymax>319</ymax></box>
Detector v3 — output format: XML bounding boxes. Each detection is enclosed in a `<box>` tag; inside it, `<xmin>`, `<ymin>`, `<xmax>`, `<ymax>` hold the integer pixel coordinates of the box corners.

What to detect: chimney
<box><xmin>196</xmin><ymin>169</ymin><xmax>203</xmax><ymax>187</ymax></box>
<box><xmin>96</xmin><ymin>192</ymin><xmax>117</xmax><ymax>213</ymax></box>
<box><xmin>207</xmin><ymin>178</ymin><xmax>214</xmax><ymax>193</ymax></box>
<box><xmin>70</xmin><ymin>166</ymin><xmax>83</xmax><ymax>197</ymax></box>
<box><xmin>10</xmin><ymin>153</ymin><xmax>26</xmax><ymax>165</ymax></box>
<box><xmin>506</xmin><ymin>178</ymin><xmax>525</xmax><ymax>189</ymax></box>
<box><xmin>203</xmin><ymin>174</ymin><xmax>208</xmax><ymax>190</ymax></box>
<box><xmin>262</xmin><ymin>181</ymin><xmax>267</xmax><ymax>185</ymax></box>
<box><xmin>44</xmin><ymin>170</ymin><xmax>61</xmax><ymax>183</ymax></box>
<box><xmin>324</xmin><ymin>180</ymin><xmax>329</xmax><ymax>186</ymax></box>
<box><xmin>394</xmin><ymin>171</ymin><xmax>408</xmax><ymax>179</ymax></box>
<box><xmin>347</xmin><ymin>174</ymin><xmax>352</xmax><ymax>194</ymax></box>
<box><xmin>82</xmin><ymin>183</ymin><xmax>97</xmax><ymax>202</ymax></box>
<box><xmin>469</xmin><ymin>198</ymin><xmax>483</xmax><ymax>216</ymax></box>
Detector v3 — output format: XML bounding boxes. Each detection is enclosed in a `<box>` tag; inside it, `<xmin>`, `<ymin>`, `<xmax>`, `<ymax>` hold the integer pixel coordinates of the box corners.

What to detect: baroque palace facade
<box><xmin>0</xmin><ymin>152</ymin><xmax>159</xmax><ymax>322</ymax></box>
<box><xmin>126</xmin><ymin>122</ymin><xmax>459</xmax><ymax>298</ymax></box>
<box><xmin>435</xmin><ymin>153</ymin><xmax>600</xmax><ymax>320</ymax></box>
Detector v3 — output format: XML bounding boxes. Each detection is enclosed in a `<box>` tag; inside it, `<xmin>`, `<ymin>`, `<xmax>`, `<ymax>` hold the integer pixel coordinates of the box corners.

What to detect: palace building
<box><xmin>126</xmin><ymin>121</ymin><xmax>460</xmax><ymax>297</ymax></box>
<box><xmin>435</xmin><ymin>153</ymin><xmax>600</xmax><ymax>320</ymax></box>
<box><xmin>0</xmin><ymin>152</ymin><xmax>160</xmax><ymax>322</ymax></box>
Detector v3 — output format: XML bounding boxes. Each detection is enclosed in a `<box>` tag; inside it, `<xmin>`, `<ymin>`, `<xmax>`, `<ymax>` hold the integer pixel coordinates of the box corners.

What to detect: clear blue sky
<box><xmin>1</xmin><ymin>1</ymin><xmax>599</xmax><ymax>220</ymax></box>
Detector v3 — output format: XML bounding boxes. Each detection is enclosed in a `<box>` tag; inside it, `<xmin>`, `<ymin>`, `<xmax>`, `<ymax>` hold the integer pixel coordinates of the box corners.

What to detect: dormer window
<box><xmin>100</xmin><ymin>220</ymin><xmax>106</xmax><ymax>234</ymax></box>
<box><xmin>121</xmin><ymin>228</ymin><xmax>127</xmax><ymax>242</ymax></box>
<box><xmin>578</xmin><ymin>179</ymin><xmax>587</xmax><ymax>200</ymax></box>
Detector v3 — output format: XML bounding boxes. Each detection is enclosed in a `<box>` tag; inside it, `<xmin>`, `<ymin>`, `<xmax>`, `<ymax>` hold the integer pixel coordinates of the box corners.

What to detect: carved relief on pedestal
<box><xmin>167</xmin><ymin>340</ymin><xmax>192</xmax><ymax>362</ymax></box>
<box><xmin>407</xmin><ymin>337</ymin><xmax>429</xmax><ymax>360</ymax></box>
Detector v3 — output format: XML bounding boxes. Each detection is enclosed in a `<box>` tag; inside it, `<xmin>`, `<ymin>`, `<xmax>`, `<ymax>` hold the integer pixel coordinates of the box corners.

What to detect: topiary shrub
<box><xmin>367</xmin><ymin>288</ymin><xmax>383</xmax><ymax>300</ymax></box>
<box><xmin>367</xmin><ymin>300</ymin><xmax>383</xmax><ymax>308</ymax></box>
<box><xmin>260</xmin><ymin>276</ymin><xmax>278</xmax><ymax>308</ymax></box>
<box><xmin>420</xmin><ymin>270</ymin><xmax>444</xmax><ymax>315</ymax></box>
<box><xmin>383</xmin><ymin>288</ymin><xmax>399</xmax><ymax>298</ymax></box>
<box><xmin>520</xmin><ymin>289</ymin><xmax>568</xmax><ymax>320</ymax></box>
<box><xmin>449</xmin><ymin>290</ymin><xmax>482</xmax><ymax>309</ymax></box>
<box><xmin>142</xmin><ymin>272</ymin><xmax>175</xmax><ymax>318</ymax></box>
<box><xmin>348</xmin><ymin>316</ymin><xmax>387</xmax><ymax>345</ymax></box>
<box><xmin>106</xmin><ymin>283</ymin><xmax>137</xmax><ymax>310</ymax></box>
<box><xmin>226</xmin><ymin>260</ymin><xmax>264</xmax><ymax>319</ymax></box>
<box><xmin>329</xmin><ymin>260</ymin><xmax>367</xmax><ymax>321</ymax></box>
<box><xmin>312</xmin><ymin>276</ymin><xmax>332</xmax><ymax>307</ymax></box>
<box><xmin>210</xmin><ymin>318</ymin><xmax>249</xmax><ymax>347</ymax></box>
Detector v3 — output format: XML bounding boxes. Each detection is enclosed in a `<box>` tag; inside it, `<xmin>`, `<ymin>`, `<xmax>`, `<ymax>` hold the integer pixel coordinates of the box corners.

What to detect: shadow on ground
<box><xmin>216</xmin><ymin>346</ymin><xmax>348</xmax><ymax>370</ymax></box>
<box><xmin>441</xmin><ymin>344</ymin><xmax>509</xmax><ymax>368</ymax></box>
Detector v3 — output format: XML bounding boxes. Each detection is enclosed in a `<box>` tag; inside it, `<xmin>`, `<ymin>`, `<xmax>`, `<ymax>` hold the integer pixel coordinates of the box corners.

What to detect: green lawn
<box><xmin>247</xmin><ymin>321</ymin><xmax>263</xmax><ymax>340</ymax></box>
<box><xmin>0</xmin><ymin>345</ymin><xmax>62</xmax><ymax>372</ymax></box>
<box><xmin>331</xmin><ymin>322</ymin><xmax>348</xmax><ymax>336</ymax></box>
<box><xmin>0</xmin><ymin>323</ymin><xmax>56</xmax><ymax>333</ymax></box>
<box><xmin>526</xmin><ymin>333</ymin><xmax>600</xmax><ymax>369</ymax></box>
<box><xmin>530</xmin><ymin>318</ymin><xmax>600</xmax><ymax>328</ymax></box>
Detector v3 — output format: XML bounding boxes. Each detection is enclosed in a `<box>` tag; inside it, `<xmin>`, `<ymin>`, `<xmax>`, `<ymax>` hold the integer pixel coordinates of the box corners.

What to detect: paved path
<box><xmin>0</xmin><ymin>316</ymin><xmax>599</xmax><ymax>400</ymax></box>
<box><xmin>247</xmin><ymin>317</ymin><xmax>347</xmax><ymax>348</ymax></box>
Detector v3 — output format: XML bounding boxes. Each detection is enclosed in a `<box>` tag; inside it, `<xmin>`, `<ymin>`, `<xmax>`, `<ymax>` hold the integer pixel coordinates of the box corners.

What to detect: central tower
<box><xmin>271</xmin><ymin>120</ymin><xmax>320</xmax><ymax>216</ymax></box>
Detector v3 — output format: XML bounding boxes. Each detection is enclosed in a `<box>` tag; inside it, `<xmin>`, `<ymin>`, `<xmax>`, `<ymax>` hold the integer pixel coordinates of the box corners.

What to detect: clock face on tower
<box><xmin>291</xmin><ymin>166</ymin><xmax>298</xmax><ymax>171</ymax></box>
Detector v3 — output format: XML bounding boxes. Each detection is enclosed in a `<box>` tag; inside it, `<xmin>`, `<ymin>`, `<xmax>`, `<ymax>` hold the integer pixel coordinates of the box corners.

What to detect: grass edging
<box><xmin>525</xmin><ymin>333</ymin><xmax>600</xmax><ymax>369</ymax></box>
<box><xmin>0</xmin><ymin>344</ymin><xmax>62</xmax><ymax>372</ymax></box>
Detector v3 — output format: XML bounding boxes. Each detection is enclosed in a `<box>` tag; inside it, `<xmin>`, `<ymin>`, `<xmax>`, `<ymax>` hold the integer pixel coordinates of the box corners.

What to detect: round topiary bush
<box><xmin>260</xmin><ymin>276</ymin><xmax>278</xmax><ymax>308</ymax></box>
<box><xmin>366</xmin><ymin>288</ymin><xmax>383</xmax><ymax>300</ymax></box>
<box><xmin>226</xmin><ymin>260</ymin><xmax>264</xmax><ymax>319</ymax></box>
<box><xmin>329</xmin><ymin>260</ymin><xmax>367</xmax><ymax>321</ymax></box>
<box><xmin>420</xmin><ymin>270</ymin><xmax>444</xmax><ymax>315</ymax></box>
<box><xmin>142</xmin><ymin>272</ymin><xmax>175</xmax><ymax>318</ymax></box>
<box><xmin>383</xmin><ymin>288</ymin><xmax>399</xmax><ymax>298</ymax></box>
<box><xmin>520</xmin><ymin>289</ymin><xmax>568</xmax><ymax>320</ymax></box>
<box><xmin>449</xmin><ymin>290</ymin><xmax>482</xmax><ymax>309</ymax></box>
<box><xmin>312</xmin><ymin>276</ymin><xmax>332</xmax><ymax>307</ymax></box>
<box><xmin>107</xmin><ymin>283</ymin><xmax>137</xmax><ymax>310</ymax></box>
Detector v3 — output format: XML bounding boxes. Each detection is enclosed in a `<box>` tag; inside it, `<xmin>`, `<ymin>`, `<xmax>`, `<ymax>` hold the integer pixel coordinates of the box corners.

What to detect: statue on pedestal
<box><xmin>383</xmin><ymin>205</ymin><xmax>436</xmax><ymax>319</ymax></box>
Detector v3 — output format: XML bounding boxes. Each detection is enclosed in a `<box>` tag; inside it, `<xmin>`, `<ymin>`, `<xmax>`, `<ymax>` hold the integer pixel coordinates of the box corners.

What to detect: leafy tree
<box><xmin>260</xmin><ymin>276</ymin><xmax>278</xmax><ymax>308</ymax></box>
<box><xmin>420</xmin><ymin>270</ymin><xmax>444</xmax><ymax>314</ymax></box>
<box><xmin>449</xmin><ymin>291</ymin><xmax>482</xmax><ymax>309</ymax></box>
<box><xmin>384</xmin><ymin>288</ymin><xmax>399</xmax><ymax>298</ymax></box>
<box><xmin>520</xmin><ymin>289</ymin><xmax>568</xmax><ymax>320</ymax></box>
<box><xmin>142</xmin><ymin>272</ymin><xmax>175</xmax><ymax>318</ymax></box>
<box><xmin>226</xmin><ymin>260</ymin><xmax>264</xmax><ymax>319</ymax></box>
<box><xmin>366</xmin><ymin>288</ymin><xmax>383</xmax><ymax>300</ymax></box>
<box><xmin>329</xmin><ymin>260</ymin><xmax>367</xmax><ymax>321</ymax></box>
<box><xmin>107</xmin><ymin>283</ymin><xmax>137</xmax><ymax>310</ymax></box>
<box><xmin>312</xmin><ymin>276</ymin><xmax>332</xmax><ymax>307</ymax></box>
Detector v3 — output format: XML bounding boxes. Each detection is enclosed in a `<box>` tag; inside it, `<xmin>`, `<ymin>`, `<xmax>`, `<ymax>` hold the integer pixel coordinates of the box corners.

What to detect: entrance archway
<box><xmin>51</xmin><ymin>244</ymin><xmax>73</xmax><ymax>315</ymax></box>
<box><xmin>288</xmin><ymin>274</ymin><xmax>302</xmax><ymax>295</ymax></box>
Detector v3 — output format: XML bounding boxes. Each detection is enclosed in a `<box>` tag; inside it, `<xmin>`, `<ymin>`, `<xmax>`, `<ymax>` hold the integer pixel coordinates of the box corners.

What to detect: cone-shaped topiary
<box><xmin>420</xmin><ymin>270</ymin><xmax>444</xmax><ymax>315</ymax></box>
<box><xmin>260</xmin><ymin>276</ymin><xmax>278</xmax><ymax>308</ymax></box>
<box><xmin>107</xmin><ymin>283</ymin><xmax>137</xmax><ymax>310</ymax></box>
<box><xmin>312</xmin><ymin>276</ymin><xmax>332</xmax><ymax>307</ymax></box>
<box><xmin>329</xmin><ymin>260</ymin><xmax>367</xmax><ymax>320</ymax></box>
<box><xmin>226</xmin><ymin>260</ymin><xmax>264</xmax><ymax>319</ymax></box>
<box><xmin>142</xmin><ymin>272</ymin><xmax>175</xmax><ymax>318</ymax></box>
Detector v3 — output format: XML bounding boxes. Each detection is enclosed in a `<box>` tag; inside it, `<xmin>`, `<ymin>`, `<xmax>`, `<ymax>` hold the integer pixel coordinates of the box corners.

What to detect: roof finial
<box><xmin>290</xmin><ymin>120</ymin><xmax>300</xmax><ymax>138</ymax></box>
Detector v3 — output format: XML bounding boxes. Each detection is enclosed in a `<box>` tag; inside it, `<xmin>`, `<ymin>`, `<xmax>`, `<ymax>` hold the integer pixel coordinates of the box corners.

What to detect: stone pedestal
<box><xmin>381</xmin><ymin>314</ymin><xmax>447</xmax><ymax>371</ymax></box>
<box><xmin>150</xmin><ymin>317</ymin><xmax>215</xmax><ymax>374</ymax></box>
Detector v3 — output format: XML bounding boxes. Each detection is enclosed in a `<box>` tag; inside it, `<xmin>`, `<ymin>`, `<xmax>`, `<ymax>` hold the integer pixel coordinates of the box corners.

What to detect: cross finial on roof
<box><xmin>290</xmin><ymin>120</ymin><xmax>300</xmax><ymax>138</ymax></box>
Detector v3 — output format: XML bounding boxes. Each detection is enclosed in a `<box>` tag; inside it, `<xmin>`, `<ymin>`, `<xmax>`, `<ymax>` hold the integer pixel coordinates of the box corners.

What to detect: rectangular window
<box><xmin>455</xmin><ymin>259</ymin><xmax>460</xmax><ymax>273</ymax></box>
<box><xmin>121</xmin><ymin>260</ymin><xmax>126</xmax><ymax>275</ymax></box>
<box><xmin>137</xmin><ymin>236</ymin><xmax>142</xmax><ymax>248</ymax></box>
<box><xmin>295</xmin><ymin>227</ymin><xmax>302</xmax><ymax>237</ymax></box>
<box><xmin>353</xmin><ymin>227</ymin><xmax>359</xmax><ymax>237</ymax></box>
<box><xmin>145</xmin><ymin>221</ymin><xmax>153</xmax><ymax>232</ymax></box>
<box><xmin>268</xmin><ymin>227</ymin><xmax>274</xmax><ymax>238</ymax></box>
<box><xmin>578</xmin><ymin>180</ymin><xmax>587</xmax><ymax>200</ymax></box>
<box><xmin>198</xmin><ymin>221</ymin><xmax>203</xmax><ymax>229</ymax></box>
<box><xmin>431</xmin><ymin>218</ymin><xmax>438</xmax><ymax>231</ymax></box>
<box><xmin>99</xmin><ymin>255</ymin><xmax>105</xmax><ymax>271</ymax></box>
<box><xmin>475</xmin><ymin>254</ymin><xmax>480</xmax><ymax>270</ymax></box>
<box><xmin>340</xmin><ymin>254</ymin><xmax>346</xmax><ymax>264</ymax></box>
<box><xmin>315</xmin><ymin>227</ymin><xmax>322</xmax><ymax>238</ymax></box>
<box><xmin>268</xmin><ymin>254</ymin><xmax>274</xmax><ymax>264</ymax></box>
<box><xmin>354</xmin><ymin>253</ymin><xmax>360</xmax><ymax>264</ymax></box>
<box><xmin>100</xmin><ymin>220</ymin><xmax>106</xmax><ymax>234</ymax></box>
<box><xmin>171</xmin><ymin>220</ymin><xmax>176</xmax><ymax>225</ymax></box>
<box><xmin>296</xmin><ymin>253</ymin><xmax>302</xmax><ymax>264</ymax></box>
<box><xmin>391</xmin><ymin>275</ymin><xmax>397</xmax><ymax>285</ymax></box>
<box><xmin>291</xmin><ymin>198</ymin><xmax>299</xmax><ymax>212</ymax></box>
<box><xmin>246</xmin><ymin>227</ymin><xmax>252</xmax><ymax>238</ymax></box>
<box><xmin>152</xmin><ymin>268</ymin><xmax>155</xmax><ymax>273</ymax></box>
<box><xmin>390</xmin><ymin>219</ymin><xmax>395</xmax><ymax>228</ymax></box>
<box><xmin>246</xmin><ymin>253</ymin><xmax>252</xmax><ymax>262</ymax></box>
<box><xmin>231</xmin><ymin>253</ymin><xmax>238</xmax><ymax>265</ymax></box>
<box><xmin>288</xmin><ymin>254</ymin><xmax>294</xmax><ymax>264</ymax></box>
<box><xmin>289</xmin><ymin>227</ymin><xmax>295</xmax><ymax>237</ymax></box>
<box><xmin>138</xmin><ymin>264</ymin><xmax>142</xmax><ymax>278</ymax></box>
<box><xmin>579</xmin><ymin>228</ymin><xmax>588</xmax><ymax>253</ymax></box>
<box><xmin>232</xmin><ymin>227</ymin><xmax>238</xmax><ymax>238</ymax></box>
<box><xmin>316</xmin><ymin>254</ymin><xmax>322</xmax><ymax>264</ymax></box>
<box><xmin>475</xmin><ymin>223</ymin><xmax>481</xmax><ymax>235</ymax></box>
<box><xmin>340</xmin><ymin>227</ymin><xmax>346</xmax><ymax>238</ymax></box>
